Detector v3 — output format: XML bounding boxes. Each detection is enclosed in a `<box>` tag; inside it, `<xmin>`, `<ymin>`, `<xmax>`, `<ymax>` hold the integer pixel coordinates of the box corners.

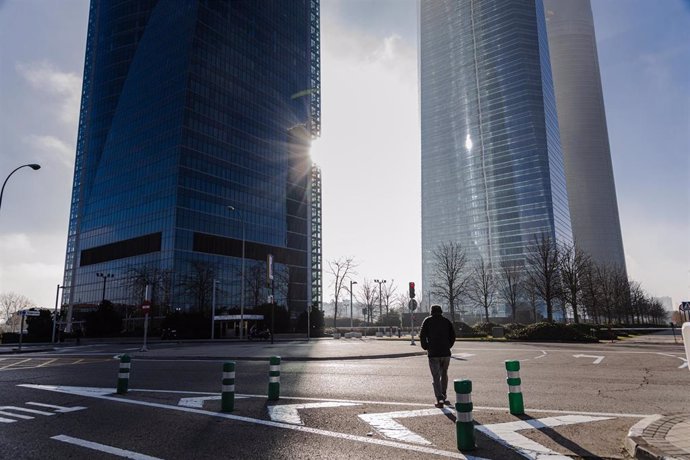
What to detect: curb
<box><xmin>0</xmin><ymin>347</ymin><xmax>55</xmax><ymax>355</ymax></box>
<box><xmin>129</xmin><ymin>351</ymin><xmax>428</xmax><ymax>362</ymax></box>
<box><xmin>624</xmin><ymin>414</ymin><xmax>669</xmax><ymax>460</ymax></box>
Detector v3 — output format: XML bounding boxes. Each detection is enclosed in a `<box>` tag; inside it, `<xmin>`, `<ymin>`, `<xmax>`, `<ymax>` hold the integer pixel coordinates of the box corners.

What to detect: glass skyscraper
<box><xmin>62</xmin><ymin>0</ymin><xmax>321</xmax><ymax>323</ymax></box>
<box><xmin>544</xmin><ymin>0</ymin><xmax>626</xmax><ymax>272</ymax></box>
<box><xmin>420</xmin><ymin>0</ymin><xmax>573</xmax><ymax>303</ymax></box>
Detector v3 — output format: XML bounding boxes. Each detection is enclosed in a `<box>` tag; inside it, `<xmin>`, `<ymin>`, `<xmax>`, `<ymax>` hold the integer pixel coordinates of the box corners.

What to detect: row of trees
<box><xmin>326</xmin><ymin>233</ymin><xmax>669</xmax><ymax>328</ymax></box>
<box><xmin>430</xmin><ymin>234</ymin><xmax>668</xmax><ymax>325</ymax></box>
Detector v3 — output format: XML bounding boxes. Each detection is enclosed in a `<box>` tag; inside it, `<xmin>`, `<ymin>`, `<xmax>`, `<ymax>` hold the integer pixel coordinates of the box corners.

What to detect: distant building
<box><xmin>544</xmin><ymin>0</ymin><xmax>627</xmax><ymax>271</ymax></box>
<box><xmin>62</xmin><ymin>1</ymin><xmax>321</xmax><ymax>323</ymax></box>
<box><xmin>656</xmin><ymin>296</ymin><xmax>674</xmax><ymax>312</ymax></box>
<box><xmin>419</xmin><ymin>0</ymin><xmax>573</xmax><ymax>304</ymax></box>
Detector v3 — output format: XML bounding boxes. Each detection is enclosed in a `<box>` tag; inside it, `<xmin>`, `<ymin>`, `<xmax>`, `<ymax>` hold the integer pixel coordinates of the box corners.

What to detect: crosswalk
<box><xmin>0</xmin><ymin>357</ymin><xmax>109</xmax><ymax>371</ymax></box>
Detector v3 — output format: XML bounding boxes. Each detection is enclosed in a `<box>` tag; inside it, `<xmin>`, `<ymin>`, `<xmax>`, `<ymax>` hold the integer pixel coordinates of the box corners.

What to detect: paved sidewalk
<box><xmin>626</xmin><ymin>414</ymin><xmax>690</xmax><ymax>460</ymax></box>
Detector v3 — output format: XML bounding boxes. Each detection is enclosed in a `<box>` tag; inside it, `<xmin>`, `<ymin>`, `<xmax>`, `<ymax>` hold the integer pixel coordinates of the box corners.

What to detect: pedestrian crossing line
<box><xmin>0</xmin><ymin>358</ymin><xmax>32</xmax><ymax>370</ymax></box>
<box><xmin>36</xmin><ymin>359</ymin><xmax>58</xmax><ymax>367</ymax></box>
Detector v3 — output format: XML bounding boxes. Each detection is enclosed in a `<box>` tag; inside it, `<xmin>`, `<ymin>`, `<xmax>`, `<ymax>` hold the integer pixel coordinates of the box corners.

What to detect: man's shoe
<box><xmin>434</xmin><ymin>401</ymin><xmax>444</xmax><ymax>408</ymax></box>
<box><xmin>443</xmin><ymin>400</ymin><xmax>451</xmax><ymax>406</ymax></box>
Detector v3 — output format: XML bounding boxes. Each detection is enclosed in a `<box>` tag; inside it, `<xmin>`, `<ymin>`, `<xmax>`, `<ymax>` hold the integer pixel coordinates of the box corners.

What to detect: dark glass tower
<box><xmin>62</xmin><ymin>0</ymin><xmax>320</xmax><ymax>324</ymax></box>
<box><xmin>420</xmin><ymin>0</ymin><xmax>572</xmax><ymax>303</ymax></box>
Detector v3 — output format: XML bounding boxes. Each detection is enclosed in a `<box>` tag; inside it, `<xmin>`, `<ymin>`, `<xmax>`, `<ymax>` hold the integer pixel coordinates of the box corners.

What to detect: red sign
<box><xmin>142</xmin><ymin>300</ymin><xmax>151</xmax><ymax>312</ymax></box>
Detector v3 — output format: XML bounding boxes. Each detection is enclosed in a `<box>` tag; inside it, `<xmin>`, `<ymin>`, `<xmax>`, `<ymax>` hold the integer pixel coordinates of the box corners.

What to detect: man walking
<box><xmin>419</xmin><ymin>304</ymin><xmax>456</xmax><ymax>407</ymax></box>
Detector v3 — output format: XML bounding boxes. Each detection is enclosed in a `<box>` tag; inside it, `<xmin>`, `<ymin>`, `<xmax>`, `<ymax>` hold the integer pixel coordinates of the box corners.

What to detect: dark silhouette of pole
<box><xmin>0</xmin><ymin>163</ymin><xmax>41</xmax><ymax>212</ymax></box>
<box><xmin>96</xmin><ymin>272</ymin><xmax>113</xmax><ymax>303</ymax></box>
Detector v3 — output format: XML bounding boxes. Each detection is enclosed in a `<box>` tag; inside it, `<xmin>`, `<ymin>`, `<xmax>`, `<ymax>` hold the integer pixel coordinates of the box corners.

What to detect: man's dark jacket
<box><xmin>419</xmin><ymin>313</ymin><xmax>456</xmax><ymax>357</ymax></box>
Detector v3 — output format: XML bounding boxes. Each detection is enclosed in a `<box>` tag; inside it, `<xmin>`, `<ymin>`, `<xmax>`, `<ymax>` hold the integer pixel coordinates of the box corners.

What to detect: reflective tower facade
<box><xmin>544</xmin><ymin>0</ymin><xmax>626</xmax><ymax>271</ymax></box>
<box><xmin>62</xmin><ymin>0</ymin><xmax>320</xmax><ymax>320</ymax></box>
<box><xmin>420</xmin><ymin>0</ymin><xmax>572</xmax><ymax>300</ymax></box>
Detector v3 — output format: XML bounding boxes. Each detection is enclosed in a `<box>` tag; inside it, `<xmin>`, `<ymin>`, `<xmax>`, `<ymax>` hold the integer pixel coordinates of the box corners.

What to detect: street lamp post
<box><xmin>349</xmin><ymin>280</ymin><xmax>357</xmax><ymax>330</ymax></box>
<box><xmin>374</xmin><ymin>279</ymin><xmax>386</xmax><ymax>331</ymax></box>
<box><xmin>228</xmin><ymin>206</ymin><xmax>246</xmax><ymax>340</ymax></box>
<box><xmin>0</xmin><ymin>163</ymin><xmax>41</xmax><ymax>213</ymax></box>
<box><xmin>52</xmin><ymin>284</ymin><xmax>65</xmax><ymax>343</ymax></box>
<box><xmin>211</xmin><ymin>279</ymin><xmax>219</xmax><ymax>339</ymax></box>
<box><xmin>96</xmin><ymin>272</ymin><xmax>114</xmax><ymax>304</ymax></box>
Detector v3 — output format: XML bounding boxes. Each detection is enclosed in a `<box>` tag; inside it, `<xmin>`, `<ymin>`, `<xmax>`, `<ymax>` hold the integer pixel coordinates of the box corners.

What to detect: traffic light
<box><xmin>409</xmin><ymin>282</ymin><xmax>416</xmax><ymax>298</ymax></box>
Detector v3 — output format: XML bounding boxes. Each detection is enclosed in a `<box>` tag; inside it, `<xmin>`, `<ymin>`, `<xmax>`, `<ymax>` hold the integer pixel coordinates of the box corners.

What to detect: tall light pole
<box><xmin>349</xmin><ymin>280</ymin><xmax>357</xmax><ymax>330</ymax></box>
<box><xmin>0</xmin><ymin>163</ymin><xmax>41</xmax><ymax>212</ymax></box>
<box><xmin>228</xmin><ymin>206</ymin><xmax>246</xmax><ymax>339</ymax></box>
<box><xmin>211</xmin><ymin>279</ymin><xmax>219</xmax><ymax>339</ymax></box>
<box><xmin>374</xmin><ymin>279</ymin><xmax>386</xmax><ymax>327</ymax></box>
<box><xmin>52</xmin><ymin>284</ymin><xmax>64</xmax><ymax>343</ymax></box>
<box><xmin>96</xmin><ymin>272</ymin><xmax>114</xmax><ymax>304</ymax></box>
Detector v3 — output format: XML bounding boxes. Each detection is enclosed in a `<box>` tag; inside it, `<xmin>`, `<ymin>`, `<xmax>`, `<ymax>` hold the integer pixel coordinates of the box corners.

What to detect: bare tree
<box><xmin>525</xmin><ymin>233</ymin><xmax>561</xmax><ymax>322</ymax></box>
<box><xmin>431</xmin><ymin>242</ymin><xmax>469</xmax><ymax>323</ymax></box>
<box><xmin>523</xmin><ymin>278</ymin><xmax>540</xmax><ymax>322</ymax></box>
<box><xmin>558</xmin><ymin>242</ymin><xmax>589</xmax><ymax>324</ymax></box>
<box><xmin>466</xmin><ymin>256</ymin><xmax>496</xmax><ymax>322</ymax></box>
<box><xmin>580</xmin><ymin>258</ymin><xmax>601</xmax><ymax>324</ymax></box>
<box><xmin>0</xmin><ymin>292</ymin><xmax>34</xmax><ymax>332</ymax></box>
<box><xmin>180</xmin><ymin>261</ymin><xmax>216</xmax><ymax>313</ymax></box>
<box><xmin>125</xmin><ymin>266</ymin><xmax>173</xmax><ymax>315</ymax></box>
<box><xmin>380</xmin><ymin>281</ymin><xmax>397</xmax><ymax>326</ymax></box>
<box><xmin>499</xmin><ymin>260</ymin><xmax>524</xmax><ymax>322</ymax></box>
<box><xmin>245</xmin><ymin>263</ymin><xmax>266</xmax><ymax>308</ymax></box>
<box><xmin>326</xmin><ymin>257</ymin><xmax>357</xmax><ymax>329</ymax></box>
<box><xmin>357</xmin><ymin>278</ymin><xmax>378</xmax><ymax>325</ymax></box>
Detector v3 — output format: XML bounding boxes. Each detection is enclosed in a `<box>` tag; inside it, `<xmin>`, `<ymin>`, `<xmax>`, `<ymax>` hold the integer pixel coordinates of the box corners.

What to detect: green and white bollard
<box><xmin>222</xmin><ymin>361</ymin><xmax>236</xmax><ymax>412</ymax></box>
<box><xmin>505</xmin><ymin>360</ymin><xmax>524</xmax><ymax>415</ymax></box>
<box><xmin>454</xmin><ymin>379</ymin><xmax>475</xmax><ymax>451</ymax></box>
<box><xmin>117</xmin><ymin>354</ymin><xmax>131</xmax><ymax>395</ymax></box>
<box><xmin>268</xmin><ymin>356</ymin><xmax>281</xmax><ymax>401</ymax></box>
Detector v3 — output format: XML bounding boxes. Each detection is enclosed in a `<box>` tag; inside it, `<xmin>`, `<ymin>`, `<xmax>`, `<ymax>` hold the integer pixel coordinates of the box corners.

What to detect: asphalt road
<box><xmin>0</xmin><ymin>338</ymin><xmax>687</xmax><ymax>459</ymax></box>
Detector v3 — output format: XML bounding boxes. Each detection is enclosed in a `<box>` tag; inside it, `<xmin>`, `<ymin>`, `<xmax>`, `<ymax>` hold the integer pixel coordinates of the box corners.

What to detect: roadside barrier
<box><xmin>268</xmin><ymin>356</ymin><xmax>281</xmax><ymax>401</ymax></box>
<box><xmin>222</xmin><ymin>361</ymin><xmax>236</xmax><ymax>412</ymax></box>
<box><xmin>116</xmin><ymin>355</ymin><xmax>131</xmax><ymax>394</ymax></box>
<box><xmin>454</xmin><ymin>379</ymin><xmax>475</xmax><ymax>451</ymax></box>
<box><xmin>505</xmin><ymin>360</ymin><xmax>524</xmax><ymax>415</ymax></box>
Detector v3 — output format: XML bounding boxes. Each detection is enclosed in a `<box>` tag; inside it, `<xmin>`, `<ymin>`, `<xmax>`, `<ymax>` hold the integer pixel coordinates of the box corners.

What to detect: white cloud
<box><xmin>15</xmin><ymin>61</ymin><xmax>81</xmax><ymax>128</ymax></box>
<box><xmin>25</xmin><ymin>134</ymin><xmax>75</xmax><ymax>168</ymax></box>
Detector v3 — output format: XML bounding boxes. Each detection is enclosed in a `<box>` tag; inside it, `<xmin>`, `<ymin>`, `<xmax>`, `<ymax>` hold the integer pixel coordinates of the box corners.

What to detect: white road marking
<box><xmin>572</xmin><ymin>354</ymin><xmax>604</xmax><ymax>364</ymax></box>
<box><xmin>359</xmin><ymin>408</ymin><xmax>454</xmax><ymax>445</ymax></box>
<box><xmin>534</xmin><ymin>351</ymin><xmax>547</xmax><ymax>359</ymax></box>
<box><xmin>0</xmin><ymin>358</ymin><xmax>32</xmax><ymax>370</ymax></box>
<box><xmin>36</xmin><ymin>359</ymin><xmax>58</xmax><ymax>367</ymax></box>
<box><xmin>477</xmin><ymin>415</ymin><xmax>613</xmax><ymax>460</ymax></box>
<box><xmin>655</xmin><ymin>352</ymin><xmax>688</xmax><ymax>369</ymax></box>
<box><xmin>178</xmin><ymin>395</ymin><xmax>249</xmax><ymax>408</ymax></box>
<box><xmin>268</xmin><ymin>402</ymin><xmax>360</xmax><ymax>425</ymax></box>
<box><xmin>0</xmin><ymin>406</ymin><xmax>55</xmax><ymax>418</ymax></box>
<box><xmin>26</xmin><ymin>402</ymin><xmax>87</xmax><ymax>413</ymax></box>
<box><xmin>51</xmin><ymin>434</ymin><xmax>164</xmax><ymax>460</ymax></box>
<box><xmin>26</xmin><ymin>385</ymin><xmax>487</xmax><ymax>459</ymax></box>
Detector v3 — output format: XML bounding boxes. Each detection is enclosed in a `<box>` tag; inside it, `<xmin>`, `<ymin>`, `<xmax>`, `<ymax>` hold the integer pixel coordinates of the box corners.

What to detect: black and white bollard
<box><xmin>268</xmin><ymin>356</ymin><xmax>280</xmax><ymax>401</ymax></box>
<box><xmin>116</xmin><ymin>354</ymin><xmax>131</xmax><ymax>394</ymax></box>
<box><xmin>222</xmin><ymin>361</ymin><xmax>236</xmax><ymax>412</ymax></box>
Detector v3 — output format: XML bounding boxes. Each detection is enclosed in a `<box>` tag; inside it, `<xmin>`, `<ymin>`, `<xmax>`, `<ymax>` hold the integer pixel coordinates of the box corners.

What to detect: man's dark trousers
<box><xmin>428</xmin><ymin>356</ymin><xmax>450</xmax><ymax>401</ymax></box>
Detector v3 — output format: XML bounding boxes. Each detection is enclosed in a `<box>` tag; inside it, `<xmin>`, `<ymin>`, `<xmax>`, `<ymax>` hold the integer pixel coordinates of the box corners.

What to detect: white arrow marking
<box><xmin>20</xmin><ymin>384</ymin><xmax>115</xmax><ymax>397</ymax></box>
<box><xmin>573</xmin><ymin>354</ymin><xmax>605</xmax><ymax>364</ymax></box>
<box><xmin>52</xmin><ymin>435</ymin><xmax>163</xmax><ymax>460</ymax></box>
<box><xmin>23</xmin><ymin>385</ymin><xmax>484</xmax><ymax>459</ymax></box>
<box><xmin>655</xmin><ymin>352</ymin><xmax>688</xmax><ymax>369</ymax></box>
<box><xmin>477</xmin><ymin>415</ymin><xmax>612</xmax><ymax>459</ymax></box>
<box><xmin>359</xmin><ymin>407</ymin><xmax>453</xmax><ymax>445</ymax></box>
<box><xmin>452</xmin><ymin>353</ymin><xmax>476</xmax><ymax>360</ymax></box>
<box><xmin>178</xmin><ymin>395</ymin><xmax>249</xmax><ymax>408</ymax></box>
<box><xmin>26</xmin><ymin>402</ymin><xmax>87</xmax><ymax>413</ymax></box>
<box><xmin>268</xmin><ymin>402</ymin><xmax>360</xmax><ymax>425</ymax></box>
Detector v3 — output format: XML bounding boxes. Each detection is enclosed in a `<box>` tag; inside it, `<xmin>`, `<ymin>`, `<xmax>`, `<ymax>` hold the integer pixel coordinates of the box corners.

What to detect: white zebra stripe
<box><xmin>507</xmin><ymin>371</ymin><xmax>520</xmax><ymax>378</ymax></box>
<box><xmin>223</xmin><ymin>372</ymin><xmax>235</xmax><ymax>379</ymax></box>
<box><xmin>118</xmin><ymin>373</ymin><xmax>130</xmax><ymax>379</ymax></box>
<box><xmin>222</xmin><ymin>385</ymin><xmax>235</xmax><ymax>392</ymax></box>
<box><xmin>269</xmin><ymin>376</ymin><xmax>280</xmax><ymax>383</ymax></box>
<box><xmin>508</xmin><ymin>385</ymin><xmax>521</xmax><ymax>393</ymax></box>
<box><xmin>119</xmin><ymin>363</ymin><xmax>131</xmax><ymax>369</ymax></box>
<box><xmin>270</xmin><ymin>365</ymin><xmax>280</xmax><ymax>372</ymax></box>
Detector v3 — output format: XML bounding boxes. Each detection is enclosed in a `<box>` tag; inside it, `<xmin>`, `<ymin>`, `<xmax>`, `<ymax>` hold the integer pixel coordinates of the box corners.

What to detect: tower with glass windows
<box><xmin>62</xmin><ymin>0</ymin><xmax>320</xmax><ymax>325</ymax></box>
<box><xmin>544</xmin><ymin>0</ymin><xmax>626</xmax><ymax>272</ymax></box>
<box><xmin>419</xmin><ymin>0</ymin><xmax>573</xmax><ymax>307</ymax></box>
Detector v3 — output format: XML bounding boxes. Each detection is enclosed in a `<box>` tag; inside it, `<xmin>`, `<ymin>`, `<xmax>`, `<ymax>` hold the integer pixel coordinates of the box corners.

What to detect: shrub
<box><xmin>505</xmin><ymin>321</ymin><xmax>597</xmax><ymax>342</ymax></box>
<box><xmin>455</xmin><ymin>321</ymin><xmax>486</xmax><ymax>338</ymax></box>
<box><xmin>503</xmin><ymin>323</ymin><xmax>526</xmax><ymax>334</ymax></box>
<box><xmin>472</xmin><ymin>321</ymin><xmax>500</xmax><ymax>336</ymax></box>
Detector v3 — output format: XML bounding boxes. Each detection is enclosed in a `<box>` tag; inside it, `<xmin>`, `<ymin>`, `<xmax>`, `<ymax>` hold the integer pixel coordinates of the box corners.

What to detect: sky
<box><xmin>0</xmin><ymin>0</ymin><xmax>688</xmax><ymax>312</ymax></box>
